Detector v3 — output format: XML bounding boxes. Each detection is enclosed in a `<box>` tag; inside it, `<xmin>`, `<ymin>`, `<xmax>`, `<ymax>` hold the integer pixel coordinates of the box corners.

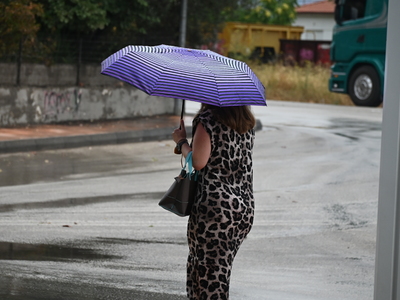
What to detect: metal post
<box><xmin>76</xmin><ymin>38</ymin><xmax>82</xmax><ymax>86</ymax></box>
<box><xmin>179</xmin><ymin>0</ymin><xmax>187</xmax><ymax>48</ymax></box>
<box><xmin>16</xmin><ymin>37</ymin><xmax>22</xmax><ymax>86</ymax></box>
<box><xmin>175</xmin><ymin>0</ymin><xmax>188</xmax><ymax>116</ymax></box>
<box><xmin>374</xmin><ymin>0</ymin><xmax>400</xmax><ymax>299</ymax></box>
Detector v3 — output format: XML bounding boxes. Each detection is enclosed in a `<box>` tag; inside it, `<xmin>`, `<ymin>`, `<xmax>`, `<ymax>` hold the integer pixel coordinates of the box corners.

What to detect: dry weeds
<box><xmin>251</xmin><ymin>63</ymin><xmax>353</xmax><ymax>106</ymax></box>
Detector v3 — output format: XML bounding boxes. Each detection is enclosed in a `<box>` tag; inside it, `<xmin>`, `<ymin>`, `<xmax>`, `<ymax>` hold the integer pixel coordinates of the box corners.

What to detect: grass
<box><xmin>250</xmin><ymin>63</ymin><xmax>354</xmax><ymax>106</ymax></box>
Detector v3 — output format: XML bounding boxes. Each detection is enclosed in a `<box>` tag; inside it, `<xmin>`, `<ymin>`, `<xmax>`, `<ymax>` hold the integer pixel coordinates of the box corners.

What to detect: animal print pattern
<box><xmin>187</xmin><ymin>109</ymin><xmax>255</xmax><ymax>300</ymax></box>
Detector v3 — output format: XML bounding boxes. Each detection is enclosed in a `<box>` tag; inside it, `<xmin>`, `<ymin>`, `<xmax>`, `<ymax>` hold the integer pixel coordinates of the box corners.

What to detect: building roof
<box><xmin>296</xmin><ymin>0</ymin><xmax>335</xmax><ymax>14</ymax></box>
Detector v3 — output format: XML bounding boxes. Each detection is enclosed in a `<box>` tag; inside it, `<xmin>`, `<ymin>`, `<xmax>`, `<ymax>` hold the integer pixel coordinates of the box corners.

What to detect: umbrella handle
<box><xmin>174</xmin><ymin>146</ymin><xmax>181</xmax><ymax>154</ymax></box>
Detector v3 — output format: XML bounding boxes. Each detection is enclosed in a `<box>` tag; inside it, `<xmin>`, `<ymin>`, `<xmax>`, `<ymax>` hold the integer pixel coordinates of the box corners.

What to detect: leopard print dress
<box><xmin>187</xmin><ymin>109</ymin><xmax>255</xmax><ymax>300</ymax></box>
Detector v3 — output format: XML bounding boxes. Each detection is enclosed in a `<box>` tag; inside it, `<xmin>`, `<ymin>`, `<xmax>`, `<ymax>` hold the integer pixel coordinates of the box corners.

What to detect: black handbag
<box><xmin>159</xmin><ymin>152</ymin><xmax>198</xmax><ymax>217</ymax></box>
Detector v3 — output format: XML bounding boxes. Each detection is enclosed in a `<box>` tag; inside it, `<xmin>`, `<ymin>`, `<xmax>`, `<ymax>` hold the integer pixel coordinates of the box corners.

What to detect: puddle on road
<box><xmin>333</xmin><ymin>132</ymin><xmax>359</xmax><ymax>141</ymax></box>
<box><xmin>0</xmin><ymin>242</ymin><xmax>117</xmax><ymax>261</ymax></box>
<box><xmin>97</xmin><ymin>237</ymin><xmax>186</xmax><ymax>246</ymax></box>
<box><xmin>0</xmin><ymin>149</ymin><xmax>149</xmax><ymax>187</ymax></box>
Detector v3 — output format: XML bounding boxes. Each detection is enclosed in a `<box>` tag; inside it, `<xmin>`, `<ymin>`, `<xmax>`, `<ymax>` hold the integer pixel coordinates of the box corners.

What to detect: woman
<box><xmin>172</xmin><ymin>104</ymin><xmax>256</xmax><ymax>300</ymax></box>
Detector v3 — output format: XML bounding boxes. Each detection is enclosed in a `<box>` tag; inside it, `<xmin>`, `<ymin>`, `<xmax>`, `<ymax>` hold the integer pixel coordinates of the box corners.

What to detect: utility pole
<box><xmin>16</xmin><ymin>38</ymin><xmax>22</xmax><ymax>86</ymax></box>
<box><xmin>179</xmin><ymin>0</ymin><xmax>188</xmax><ymax>47</ymax></box>
<box><xmin>175</xmin><ymin>0</ymin><xmax>188</xmax><ymax>116</ymax></box>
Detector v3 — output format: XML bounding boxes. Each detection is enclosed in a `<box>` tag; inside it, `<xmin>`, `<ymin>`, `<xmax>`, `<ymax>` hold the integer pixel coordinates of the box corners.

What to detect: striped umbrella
<box><xmin>101</xmin><ymin>44</ymin><xmax>266</xmax><ymax>109</ymax></box>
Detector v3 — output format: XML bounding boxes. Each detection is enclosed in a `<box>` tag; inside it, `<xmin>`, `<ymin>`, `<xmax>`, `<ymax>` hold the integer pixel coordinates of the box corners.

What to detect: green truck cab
<box><xmin>329</xmin><ymin>0</ymin><xmax>387</xmax><ymax>107</ymax></box>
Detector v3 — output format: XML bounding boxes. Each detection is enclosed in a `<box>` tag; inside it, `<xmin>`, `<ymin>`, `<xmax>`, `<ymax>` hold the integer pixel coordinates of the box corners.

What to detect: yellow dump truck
<box><xmin>219</xmin><ymin>22</ymin><xmax>304</xmax><ymax>62</ymax></box>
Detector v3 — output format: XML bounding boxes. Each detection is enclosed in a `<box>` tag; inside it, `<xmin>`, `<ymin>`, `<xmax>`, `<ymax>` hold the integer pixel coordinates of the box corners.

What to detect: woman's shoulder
<box><xmin>198</xmin><ymin>109</ymin><xmax>213</xmax><ymax>119</ymax></box>
<box><xmin>194</xmin><ymin>109</ymin><xmax>213</xmax><ymax>124</ymax></box>
<box><xmin>193</xmin><ymin>109</ymin><xmax>218</xmax><ymax>134</ymax></box>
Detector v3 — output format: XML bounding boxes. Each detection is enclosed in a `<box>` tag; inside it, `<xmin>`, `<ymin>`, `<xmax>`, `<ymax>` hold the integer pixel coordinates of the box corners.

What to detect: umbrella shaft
<box><xmin>180</xmin><ymin>100</ymin><xmax>185</xmax><ymax>125</ymax></box>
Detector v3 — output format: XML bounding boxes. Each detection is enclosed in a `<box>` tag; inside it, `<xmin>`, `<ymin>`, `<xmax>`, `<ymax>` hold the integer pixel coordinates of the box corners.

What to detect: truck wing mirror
<box><xmin>334</xmin><ymin>5</ymin><xmax>343</xmax><ymax>25</ymax></box>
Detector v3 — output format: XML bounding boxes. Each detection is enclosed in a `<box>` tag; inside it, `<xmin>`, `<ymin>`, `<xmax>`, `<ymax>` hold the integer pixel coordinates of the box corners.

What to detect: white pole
<box><xmin>374</xmin><ymin>0</ymin><xmax>400</xmax><ymax>299</ymax></box>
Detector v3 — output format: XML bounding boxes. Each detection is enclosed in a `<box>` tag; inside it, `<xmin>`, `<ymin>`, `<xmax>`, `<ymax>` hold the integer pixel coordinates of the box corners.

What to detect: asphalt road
<box><xmin>0</xmin><ymin>100</ymin><xmax>382</xmax><ymax>300</ymax></box>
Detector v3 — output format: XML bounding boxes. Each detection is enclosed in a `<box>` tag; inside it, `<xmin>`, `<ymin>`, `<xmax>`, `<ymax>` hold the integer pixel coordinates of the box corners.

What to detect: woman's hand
<box><xmin>172</xmin><ymin>119</ymin><xmax>187</xmax><ymax>143</ymax></box>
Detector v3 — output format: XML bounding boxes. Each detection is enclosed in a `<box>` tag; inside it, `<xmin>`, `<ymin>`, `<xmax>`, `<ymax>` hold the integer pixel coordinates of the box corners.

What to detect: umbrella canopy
<box><xmin>101</xmin><ymin>44</ymin><xmax>266</xmax><ymax>107</ymax></box>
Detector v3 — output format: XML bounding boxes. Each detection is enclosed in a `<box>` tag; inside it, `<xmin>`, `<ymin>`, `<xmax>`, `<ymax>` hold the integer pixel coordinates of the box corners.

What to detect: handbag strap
<box><xmin>185</xmin><ymin>151</ymin><xmax>193</xmax><ymax>172</ymax></box>
<box><xmin>184</xmin><ymin>152</ymin><xmax>198</xmax><ymax>180</ymax></box>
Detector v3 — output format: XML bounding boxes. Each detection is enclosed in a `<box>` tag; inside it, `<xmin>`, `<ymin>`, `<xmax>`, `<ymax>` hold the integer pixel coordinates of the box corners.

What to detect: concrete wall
<box><xmin>0</xmin><ymin>63</ymin><xmax>177</xmax><ymax>126</ymax></box>
<box><xmin>0</xmin><ymin>86</ymin><xmax>176</xmax><ymax>126</ymax></box>
<box><xmin>0</xmin><ymin>63</ymin><xmax>126</xmax><ymax>86</ymax></box>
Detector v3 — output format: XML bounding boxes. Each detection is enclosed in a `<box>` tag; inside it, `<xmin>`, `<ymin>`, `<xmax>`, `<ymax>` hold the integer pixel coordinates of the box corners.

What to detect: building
<box><xmin>293</xmin><ymin>0</ymin><xmax>335</xmax><ymax>41</ymax></box>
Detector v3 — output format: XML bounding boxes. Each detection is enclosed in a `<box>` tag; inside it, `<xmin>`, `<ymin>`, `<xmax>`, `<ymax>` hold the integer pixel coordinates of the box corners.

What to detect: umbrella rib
<box><xmin>189</xmin><ymin>52</ymin><xmax>221</xmax><ymax>106</ymax></box>
<box><xmin>145</xmin><ymin>53</ymin><xmax>182</xmax><ymax>95</ymax></box>
<box><xmin>216</xmin><ymin>58</ymin><xmax>266</xmax><ymax>107</ymax></box>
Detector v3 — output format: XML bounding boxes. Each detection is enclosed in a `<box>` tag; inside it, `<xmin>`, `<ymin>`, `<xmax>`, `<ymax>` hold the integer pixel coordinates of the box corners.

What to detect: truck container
<box><xmin>280</xmin><ymin>39</ymin><xmax>331</xmax><ymax>65</ymax></box>
<box><xmin>219</xmin><ymin>22</ymin><xmax>304</xmax><ymax>62</ymax></box>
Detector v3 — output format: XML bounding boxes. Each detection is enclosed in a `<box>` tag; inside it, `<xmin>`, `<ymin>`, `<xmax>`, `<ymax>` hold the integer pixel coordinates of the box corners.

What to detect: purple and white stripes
<box><xmin>101</xmin><ymin>44</ymin><xmax>266</xmax><ymax>107</ymax></box>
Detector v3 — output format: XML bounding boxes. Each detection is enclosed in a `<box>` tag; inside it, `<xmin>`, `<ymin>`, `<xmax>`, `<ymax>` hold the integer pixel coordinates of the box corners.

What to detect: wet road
<box><xmin>0</xmin><ymin>101</ymin><xmax>382</xmax><ymax>299</ymax></box>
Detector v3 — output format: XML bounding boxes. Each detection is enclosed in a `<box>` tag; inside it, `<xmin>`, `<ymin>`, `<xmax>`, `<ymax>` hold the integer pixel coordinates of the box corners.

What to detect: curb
<box><xmin>0</xmin><ymin>119</ymin><xmax>262</xmax><ymax>153</ymax></box>
<box><xmin>0</xmin><ymin>127</ymin><xmax>193</xmax><ymax>153</ymax></box>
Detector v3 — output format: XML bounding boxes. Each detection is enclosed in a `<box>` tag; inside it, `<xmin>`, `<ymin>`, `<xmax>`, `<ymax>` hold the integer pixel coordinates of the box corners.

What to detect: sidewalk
<box><xmin>0</xmin><ymin>115</ymin><xmax>192</xmax><ymax>153</ymax></box>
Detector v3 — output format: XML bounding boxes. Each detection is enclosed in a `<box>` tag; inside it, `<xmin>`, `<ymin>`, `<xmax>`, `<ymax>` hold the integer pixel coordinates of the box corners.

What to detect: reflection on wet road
<box><xmin>0</xmin><ymin>241</ymin><xmax>117</xmax><ymax>261</ymax></box>
<box><xmin>0</xmin><ymin>142</ymin><xmax>175</xmax><ymax>187</ymax></box>
<box><xmin>0</xmin><ymin>192</ymin><xmax>164</xmax><ymax>213</ymax></box>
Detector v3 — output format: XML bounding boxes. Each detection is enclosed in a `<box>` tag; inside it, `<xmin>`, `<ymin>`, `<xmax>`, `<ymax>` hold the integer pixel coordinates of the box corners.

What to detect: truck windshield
<box><xmin>336</xmin><ymin>0</ymin><xmax>366</xmax><ymax>24</ymax></box>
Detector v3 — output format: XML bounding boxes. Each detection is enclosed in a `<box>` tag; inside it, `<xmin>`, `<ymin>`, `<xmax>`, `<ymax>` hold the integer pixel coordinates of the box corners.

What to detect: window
<box><xmin>342</xmin><ymin>0</ymin><xmax>366</xmax><ymax>21</ymax></box>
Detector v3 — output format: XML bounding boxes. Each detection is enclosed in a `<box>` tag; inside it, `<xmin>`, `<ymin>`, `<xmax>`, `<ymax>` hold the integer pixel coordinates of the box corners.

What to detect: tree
<box><xmin>0</xmin><ymin>0</ymin><xmax>43</xmax><ymax>60</ymax></box>
<box><xmin>2</xmin><ymin>0</ymin><xmax>283</xmax><ymax>65</ymax></box>
<box><xmin>227</xmin><ymin>0</ymin><xmax>298</xmax><ymax>25</ymax></box>
<box><xmin>31</xmin><ymin>0</ymin><xmax>181</xmax><ymax>63</ymax></box>
<box><xmin>111</xmin><ymin>0</ymin><xmax>258</xmax><ymax>49</ymax></box>
<box><xmin>38</xmin><ymin>0</ymin><xmax>110</xmax><ymax>33</ymax></box>
<box><xmin>36</xmin><ymin>0</ymin><xmax>175</xmax><ymax>36</ymax></box>
<box><xmin>187</xmin><ymin>0</ymin><xmax>245</xmax><ymax>47</ymax></box>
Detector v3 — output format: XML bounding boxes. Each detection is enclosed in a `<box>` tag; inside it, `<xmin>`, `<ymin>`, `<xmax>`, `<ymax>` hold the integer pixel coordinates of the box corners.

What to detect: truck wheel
<box><xmin>348</xmin><ymin>66</ymin><xmax>382</xmax><ymax>107</ymax></box>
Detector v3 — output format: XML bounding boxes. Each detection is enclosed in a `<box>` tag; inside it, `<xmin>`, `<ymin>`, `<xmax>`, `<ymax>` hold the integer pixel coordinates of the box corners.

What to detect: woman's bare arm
<box><xmin>173</xmin><ymin>119</ymin><xmax>211</xmax><ymax>170</ymax></box>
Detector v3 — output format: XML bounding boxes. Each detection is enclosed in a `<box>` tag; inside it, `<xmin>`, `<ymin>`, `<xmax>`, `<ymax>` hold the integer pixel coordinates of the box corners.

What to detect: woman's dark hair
<box><xmin>199</xmin><ymin>104</ymin><xmax>256</xmax><ymax>134</ymax></box>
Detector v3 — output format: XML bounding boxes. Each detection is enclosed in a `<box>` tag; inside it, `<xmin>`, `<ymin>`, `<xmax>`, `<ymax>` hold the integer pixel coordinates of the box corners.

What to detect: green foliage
<box><xmin>1</xmin><ymin>0</ymin><xmax>299</xmax><ymax>64</ymax></box>
<box><xmin>0</xmin><ymin>0</ymin><xmax>44</xmax><ymax>59</ymax></box>
<box><xmin>38</xmin><ymin>0</ymin><xmax>109</xmax><ymax>32</ymax></box>
<box><xmin>36</xmin><ymin>0</ymin><xmax>174</xmax><ymax>35</ymax></box>
<box><xmin>26</xmin><ymin>0</ymin><xmax>178</xmax><ymax>64</ymax></box>
<box><xmin>226</xmin><ymin>0</ymin><xmax>298</xmax><ymax>25</ymax></box>
<box><xmin>184</xmin><ymin>0</ymin><xmax>256</xmax><ymax>47</ymax></box>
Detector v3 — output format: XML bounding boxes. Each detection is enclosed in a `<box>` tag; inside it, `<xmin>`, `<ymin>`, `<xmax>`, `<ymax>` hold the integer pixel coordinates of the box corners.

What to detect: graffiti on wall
<box><xmin>42</xmin><ymin>89</ymin><xmax>82</xmax><ymax>120</ymax></box>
